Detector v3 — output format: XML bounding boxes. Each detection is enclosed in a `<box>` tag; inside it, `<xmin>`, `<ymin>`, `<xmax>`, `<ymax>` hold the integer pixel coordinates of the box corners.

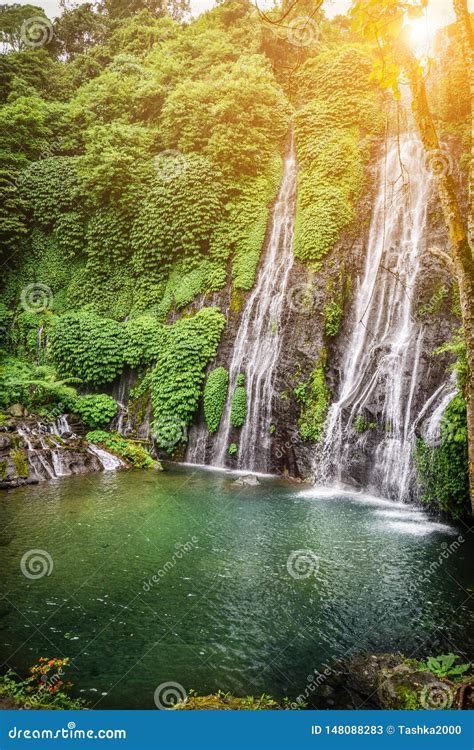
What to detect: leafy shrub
<box><xmin>86</xmin><ymin>430</ymin><xmax>156</xmax><ymax>469</ymax></box>
<box><xmin>228</xmin><ymin>442</ymin><xmax>238</xmax><ymax>456</ymax></box>
<box><xmin>230</xmin><ymin>376</ymin><xmax>247</xmax><ymax>428</ymax></box>
<box><xmin>50</xmin><ymin>313</ymin><xmax>125</xmax><ymax>386</ymax></box>
<box><xmin>354</xmin><ymin>414</ymin><xmax>376</xmax><ymax>433</ymax></box>
<box><xmin>418</xmin><ymin>654</ymin><xmax>470</xmax><ymax>680</ymax></box>
<box><xmin>0</xmin><ymin>356</ymin><xmax>77</xmax><ymax>413</ymax></box>
<box><xmin>324</xmin><ymin>299</ymin><xmax>343</xmax><ymax>337</ymax></box>
<box><xmin>74</xmin><ymin>394</ymin><xmax>117</xmax><ymax>429</ymax></box>
<box><xmin>150</xmin><ymin>307</ymin><xmax>226</xmax><ymax>438</ymax></box>
<box><xmin>204</xmin><ymin>367</ymin><xmax>229</xmax><ymax>433</ymax></box>
<box><xmin>415</xmin><ymin>393</ymin><xmax>469</xmax><ymax>519</ymax></box>
<box><xmin>296</xmin><ymin>365</ymin><xmax>331</xmax><ymax>442</ymax></box>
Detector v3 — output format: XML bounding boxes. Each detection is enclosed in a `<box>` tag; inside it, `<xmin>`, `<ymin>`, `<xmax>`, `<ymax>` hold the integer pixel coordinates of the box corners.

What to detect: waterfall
<box><xmin>17</xmin><ymin>421</ymin><xmax>124</xmax><ymax>480</ymax></box>
<box><xmin>315</xmin><ymin>136</ymin><xmax>452</xmax><ymax>500</ymax></box>
<box><xmin>422</xmin><ymin>374</ymin><xmax>457</xmax><ymax>447</ymax></box>
<box><xmin>87</xmin><ymin>444</ymin><xmax>125</xmax><ymax>471</ymax></box>
<box><xmin>49</xmin><ymin>414</ymin><xmax>71</xmax><ymax>436</ymax></box>
<box><xmin>187</xmin><ymin>134</ymin><xmax>297</xmax><ymax>472</ymax></box>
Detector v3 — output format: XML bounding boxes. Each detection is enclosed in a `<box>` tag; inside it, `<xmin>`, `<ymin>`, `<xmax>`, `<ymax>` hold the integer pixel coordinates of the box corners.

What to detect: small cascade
<box><xmin>187</xmin><ymin>134</ymin><xmax>297</xmax><ymax>472</ymax></box>
<box><xmin>87</xmin><ymin>444</ymin><xmax>125</xmax><ymax>472</ymax></box>
<box><xmin>315</xmin><ymin>136</ymin><xmax>452</xmax><ymax>500</ymax></box>
<box><xmin>49</xmin><ymin>414</ymin><xmax>71</xmax><ymax>436</ymax></box>
<box><xmin>12</xmin><ymin>420</ymin><xmax>124</xmax><ymax>483</ymax></box>
<box><xmin>422</xmin><ymin>375</ymin><xmax>457</xmax><ymax>448</ymax></box>
<box><xmin>111</xmin><ymin>368</ymin><xmax>143</xmax><ymax>438</ymax></box>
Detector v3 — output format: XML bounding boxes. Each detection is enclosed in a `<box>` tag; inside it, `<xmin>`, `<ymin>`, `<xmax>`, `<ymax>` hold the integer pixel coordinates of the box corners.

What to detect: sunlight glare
<box><xmin>406</xmin><ymin>15</ymin><xmax>432</xmax><ymax>53</ymax></box>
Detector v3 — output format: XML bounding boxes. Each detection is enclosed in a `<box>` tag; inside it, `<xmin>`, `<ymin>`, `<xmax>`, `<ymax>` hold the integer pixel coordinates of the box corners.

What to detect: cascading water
<box><xmin>17</xmin><ymin>419</ymin><xmax>124</xmax><ymax>481</ymax></box>
<box><xmin>187</xmin><ymin>135</ymin><xmax>297</xmax><ymax>472</ymax></box>
<box><xmin>315</xmin><ymin>136</ymin><xmax>454</xmax><ymax>500</ymax></box>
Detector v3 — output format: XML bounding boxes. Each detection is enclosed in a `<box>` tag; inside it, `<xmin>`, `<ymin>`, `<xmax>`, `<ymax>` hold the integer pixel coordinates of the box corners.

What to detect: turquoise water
<box><xmin>1</xmin><ymin>465</ymin><xmax>473</xmax><ymax>709</ymax></box>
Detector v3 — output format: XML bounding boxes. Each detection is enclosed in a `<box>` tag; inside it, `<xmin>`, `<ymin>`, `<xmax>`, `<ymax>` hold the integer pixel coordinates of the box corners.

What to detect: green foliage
<box><xmin>228</xmin><ymin>442</ymin><xmax>238</xmax><ymax>456</ymax></box>
<box><xmin>415</xmin><ymin>394</ymin><xmax>470</xmax><ymax>519</ymax></box>
<box><xmin>150</xmin><ymin>307</ymin><xmax>225</xmax><ymax>441</ymax></box>
<box><xmin>204</xmin><ymin>367</ymin><xmax>229</xmax><ymax>434</ymax></box>
<box><xmin>324</xmin><ymin>299</ymin><xmax>344</xmax><ymax>337</ymax></box>
<box><xmin>434</xmin><ymin>332</ymin><xmax>468</xmax><ymax>389</ymax></box>
<box><xmin>50</xmin><ymin>313</ymin><xmax>125</xmax><ymax>386</ymax></box>
<box><xmin>86</xmin><ymin>430</ymin><xmax>156</xmax><ymax>469</ymax></box>
<box><xmin>74</xmin><ymin>394</ymin><xmax>117</xmax><ymax>429</ymax></box>
<box><xmin>159</xmin><ymin>55</ymin><xmax>289</xmax><ymax>179</ymax></box>
<box><xmin>10</xmin><ymin>447</ymin><xmax>28</xmax><ymax>478</ymax></box>
<box><xmin>230</xmin><ymin>376</ymin><xmax>247</xmax><ymax>428</ymax></box>
<box><xmin>418</xmin><ymin>654</ymin><xmax>470</xmax><ymax>680</ymax></box>
<box><xmin>0</xmin><ymin>355</ymin><xmax>77</xmax><ymax>413</ymax></box>
<box><xmin>293</xmin><ymin>45</ymin><xmax>383</xmax><ymax>264</ymax></box>
<box><xmin>354</xmin><ymin>414</ymin><xmax>377</xmax><ymax>433</ymax></box>
<box><xmin>131</xmin><ymin>155</ymin><xmax>227</xmax><ymax>307</ymax></box>
<box><xmin>295</xmin><ymin>365</ymin><xmax>331</xmax><ymax>442</ymax></box>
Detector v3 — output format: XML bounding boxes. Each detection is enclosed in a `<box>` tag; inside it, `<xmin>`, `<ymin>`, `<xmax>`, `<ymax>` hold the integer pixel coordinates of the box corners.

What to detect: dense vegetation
<box><xmin>0</xmin><ymin>0</ymin><xmax>470</xmax><ymax>516</ymax></box>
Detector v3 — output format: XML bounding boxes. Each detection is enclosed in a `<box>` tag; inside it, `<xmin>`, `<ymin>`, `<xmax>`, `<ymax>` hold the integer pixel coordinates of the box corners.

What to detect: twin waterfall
<box><xmin>186</xmin><ymin>135</ymin><xmax>453</xmax><ymax>499</ymax></box>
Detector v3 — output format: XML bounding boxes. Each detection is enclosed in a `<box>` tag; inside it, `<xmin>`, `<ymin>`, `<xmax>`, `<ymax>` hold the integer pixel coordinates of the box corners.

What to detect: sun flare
<box><xmin>406</xmin><ymin>14</ymin><xmax>432</xmax><ymax>52</ymax></box>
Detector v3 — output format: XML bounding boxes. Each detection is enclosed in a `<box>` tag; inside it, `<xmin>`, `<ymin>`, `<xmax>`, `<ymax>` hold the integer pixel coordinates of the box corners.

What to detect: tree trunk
<box><xmin>452</xmin><ymin>0</ymin><xmax>474</xmax><ymax>252</ymax></box>
<box><xmin>397</xmin><ymin>37</ymin><xmax>474</xmax><ymax>514</ymax></box>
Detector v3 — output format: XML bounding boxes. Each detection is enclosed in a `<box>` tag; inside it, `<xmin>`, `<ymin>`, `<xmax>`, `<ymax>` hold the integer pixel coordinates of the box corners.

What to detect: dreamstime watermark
<box><xmin>423</xmin><ymin>147</ymin><xmax>453</xmax><ymax>178</ymax></box>
<box><xmin>287</xmin><ymin>549</ymin><xmax>319</xmax><ymax>579</ymax></box>
<box><xmin>142</xmin><ymin>536</ymin><xmax>199</xmax><ymax>592</ymax></box>
<box><xmin>20</xmin><ymin>549</ymin><xmax>54</xmax><ymax>580</ymax></box>
<box><xmin>20</xmin><ymin>283</ymin><xmax>53</xmax><ymax>313</ymax></box>
<box><xmin>286</xmin><ymin>17</ymin><xmax>320</xmax><ymax>48</ymax></box>
<box><xmin>153</xmin><ymin>681</ymin><xmax>187</xmax><ymax>709</ymax></box>
<box><xmin>23</xmin><ymin>666</ymin><xmax>65</xmax><ymax>710</ymax></box>
<box><xmin>420</xmin><ymin>681</ymin><xmax>454</xmax><ymax>710</ymax></box>
<box><xmin>153</xmin><ymin>150</ymin><xmax>189</xmax><ymax>182</ymax></box>
<box><xmin>152</xmin><ymin>415</ymin><xmax>188</xmax><ymax>452</ymax></box>
<box><xmin>287</xmin><ymin>282</ymin><xmax>316</xmax><ymax>314</ymax></box>
<box><xmin>20</xmin><ymin>16</ymin><xmax>54</xmax><ymax>49</ymax></box>
<box><xmin>406</xmin><ymin>534</ymin><xmax>465</xmax><ymax>592</ymax></box>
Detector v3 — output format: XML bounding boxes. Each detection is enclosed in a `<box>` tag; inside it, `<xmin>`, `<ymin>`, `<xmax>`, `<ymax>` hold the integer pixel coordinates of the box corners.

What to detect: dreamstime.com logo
<box><xmin>423</xmin><ymin>147</ymin><xmax>453</xmax><ymax>177</ymax></box>
<box><xmin>142</xmin><ymin>537</ymin><xmax>198</xmax><ymax>592</ymax></box>
<box><xmin>8</xmin><ymin>723</ymin><xmax>126</xmax><ymax>740</ymax></box>
<box><xmin>287</xmin><ymin>282</ymin><xmax>316</xmax><ymax>314</ymax></box>
<box><xmin>420</xmin><ymin>682</ymin><xmax>455</xmax><ymax>710</ymax></box>
<box><xmin>20</xmin><ymin>283</ymin><xmax>53</xmax><ymax>313</ymax></box>
<box><xmin>286</xmin><ymin>16</ymin><xmax>320</xmax><ymax>48</ymax></box>
<box><xmin>287</xmin><ymin>549</ymin><xmax>319</xmax><ymax>579</ymax></box>
<box><xmin>152</xmin><ymin>415</ymin><xmax>187</xmax><ymax>452</ymax></box>
<box><xmin>154</xmin><ymin>681</ymin><xmax>187</xmax><ymax>709</ymax></box>
<box><xmin>20</xmin><ymin>549</ymin><xmax>54</xmax><ymax>580</ymax></box>
<box><xmin>153</xmin><ymin>150</ymin><xmax>189</xmax><ymax>182</ymax></box>
<box><xmin>20</xmin><ymin>16</ymin><xmax>54</xmax><ymax>48</ymax></box>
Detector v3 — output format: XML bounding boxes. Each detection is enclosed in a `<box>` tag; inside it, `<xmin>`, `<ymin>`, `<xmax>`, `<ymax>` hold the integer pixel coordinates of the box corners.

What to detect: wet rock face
<box><xmin>0</xmin><ymin>417</ymin><xmax>103</xmax><ymax>489</ymax></box>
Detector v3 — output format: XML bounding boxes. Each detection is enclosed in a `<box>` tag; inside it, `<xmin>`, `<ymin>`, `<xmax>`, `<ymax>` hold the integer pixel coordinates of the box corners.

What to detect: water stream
<box><xmin>187</xmin><ymin>135</ymin><xmax>297</xmax><ymax>472</ymax></box>
<box><xmin>315</xmin><ymin>137</ymin><xmax>454</xmax><ymax>499</ymax></box>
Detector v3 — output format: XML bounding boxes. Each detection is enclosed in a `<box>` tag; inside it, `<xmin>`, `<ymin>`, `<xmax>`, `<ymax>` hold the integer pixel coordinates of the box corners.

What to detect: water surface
<box><xmin>1</xmin><ymin>465</ymin><xmax>473</xmax><ymax>708</ymax></box>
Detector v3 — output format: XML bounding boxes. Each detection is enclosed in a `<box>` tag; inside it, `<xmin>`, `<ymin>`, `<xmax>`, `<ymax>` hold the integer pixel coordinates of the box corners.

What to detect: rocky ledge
<box><xmin>0</xmin><ymin>412</ymin><xmax>123</xmax><ymax>489</ymax></box>
<box><xmin>311</xmin><ymin>653</ymin><xmax>474</xmax><ymax>710</ymax></box>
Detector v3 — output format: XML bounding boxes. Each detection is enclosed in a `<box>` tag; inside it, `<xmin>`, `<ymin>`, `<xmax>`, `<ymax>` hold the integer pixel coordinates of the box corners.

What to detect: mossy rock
<box><xmin>173</xmin><ymin>691</ymin><xmax>290</xmax><ymax>710</ymax></box>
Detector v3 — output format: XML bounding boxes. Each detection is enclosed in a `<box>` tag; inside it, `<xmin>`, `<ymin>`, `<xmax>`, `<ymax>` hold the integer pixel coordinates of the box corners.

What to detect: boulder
<box><xmin>233</xmin><ymin>474</ymin><xmax>260</xmax><ymax>486</ymax></box>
